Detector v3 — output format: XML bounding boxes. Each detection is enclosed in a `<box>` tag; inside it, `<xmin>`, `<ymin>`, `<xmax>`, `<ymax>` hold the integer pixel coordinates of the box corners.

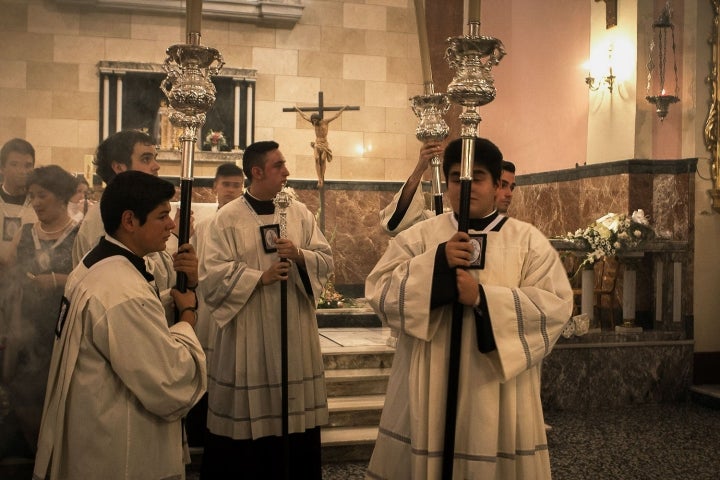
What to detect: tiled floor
<box><xmin>6</xmin><ymin>328</ymin><xmax>720</xmax><ymax>480</ymax></box>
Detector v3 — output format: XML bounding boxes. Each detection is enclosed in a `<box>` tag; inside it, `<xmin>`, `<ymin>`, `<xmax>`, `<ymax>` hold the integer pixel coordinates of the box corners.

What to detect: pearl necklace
<box><xmin>37</xmin><ymin>217</ymin><xmax>73</xmax><ymax>235</ymax></box>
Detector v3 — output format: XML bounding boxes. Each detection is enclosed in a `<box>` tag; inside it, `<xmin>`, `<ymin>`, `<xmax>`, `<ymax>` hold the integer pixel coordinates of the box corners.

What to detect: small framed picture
<box><xmin>3</xmin><ymin>216</ymin><xmax>21</xmax><ymax>242</ymax></box>
<box><xmin>468</xmin><ymin>233</ymin><xmax>487</xmax><ymax>269</ymax></box>
<box><xmin>260</xmin><ymin>224</ymin><xmax>280</xmax><ymax>253</ymax></box>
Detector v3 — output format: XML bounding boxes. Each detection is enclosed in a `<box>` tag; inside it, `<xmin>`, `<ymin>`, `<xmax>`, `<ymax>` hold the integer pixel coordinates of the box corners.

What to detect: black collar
<box><xmin>0</xmin><ymin>188</ymin><xmax>27</xmax><ymax>206</ymax></box>
<box><xmin>244</xmin><ymin>191</ymin><xmax>275</xmax><ymax>215</ymax></box>
<box><xmin>82</xmin><ymin>236</ymin><xmax>154</xmax><ymax>282</ymax></box>
<box><xmin>453</xmin><ymin>210</ymin><xmax>507</xmax><ymax>231</ymax></box>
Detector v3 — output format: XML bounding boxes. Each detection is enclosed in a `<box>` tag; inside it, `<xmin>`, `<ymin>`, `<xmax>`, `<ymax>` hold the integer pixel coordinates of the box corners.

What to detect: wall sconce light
<box><xmin>646</xmin><ymin>2</ymin><xmax>680</xmax><ymax>121</ymax></box>
<box><xmin>585</xmin><ymin>45</ymin><xmax>616</xmax><ymax>93</ymax></box>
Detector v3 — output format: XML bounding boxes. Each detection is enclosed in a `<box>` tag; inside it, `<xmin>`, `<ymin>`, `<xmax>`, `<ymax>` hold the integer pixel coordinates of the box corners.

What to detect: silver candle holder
<box><xmin>160</xmin><ymin>31</ymin><xmax>223</xmax><ymax>290</ymax></box>
<box><xmin>161</xmin><ymin>40</ymin><xmax>224</xmax><ymax>177</ymax></box>
<box><xmin>411</xmin><ymin>88</ymin><xmax>450</xmax><ymax>212</ymax></box>
<box><xmin>274</xmin><ymin>187</ymin><xmax>293</xmax><ymax>239</ymax></box>
<box><xmin>445</xmin><ymin>23</ymin><xmax>505</xmax><ymax>162</ymax></box>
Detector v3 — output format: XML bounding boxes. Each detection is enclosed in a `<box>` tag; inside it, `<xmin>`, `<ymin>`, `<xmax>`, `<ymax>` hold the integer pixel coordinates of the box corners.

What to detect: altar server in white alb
<box><xmin>365</xmin><ymin>137</ymin><xmax>573</xmax><ymax>480</ymax></box>
<box><xmin>33</xmin><ymin>171</ymin><xmax>207</xmax><ymax>480</ymax></box>
<box><xmin>199</xmin><ymin>141</ymin><xmax>333</xmax><ymax>479</ymax></box>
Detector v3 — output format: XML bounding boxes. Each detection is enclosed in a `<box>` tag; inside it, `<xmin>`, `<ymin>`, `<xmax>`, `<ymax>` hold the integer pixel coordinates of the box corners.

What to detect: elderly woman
<box><xmin>2</xmin><ymin>165</ymin><xmax>79</xmax><ymax>457</ymax></box>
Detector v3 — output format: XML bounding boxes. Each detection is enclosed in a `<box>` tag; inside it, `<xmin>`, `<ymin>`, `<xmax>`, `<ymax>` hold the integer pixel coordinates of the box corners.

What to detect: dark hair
<box><xmin>75</xmin><ymin>175</ymin><xmax>90</xmax><ymax>188</ymax></box>
<box><xmin>1</xmin><ymin>138</ymin><xmax>36</xmax><ymax>168</ymax></box>
<box><xmin>100</xmin><ymin>171</ymin><xmax>175</xmax><ymax>235</ymax></box>
<box><xmin>27</xmin><ymin>165</ymin><xmax>77</xmax><ymax>204</ymax></box>
<box><xmin>95</xmin><ymin>130</ymin><xmax>156</xmax><ymax>184</ymax></box>
<box><xmin>502</xmin><ymin>160</ymin><xmax>516</xmax><ymax>174</ymax></box>
<box><xmin>242</xmin><ymin>141</ymin><xmax>279</xmax><ymax>184</ymax></box>
<box><xmin>442</xmin><ymin>137</ymin><xmax>503</xmax><ymax>184</ymax></box>
<box><xmin>215</xmin><ymin>162</ymin><xmax>244</xmax><ymax>180</ymax></box>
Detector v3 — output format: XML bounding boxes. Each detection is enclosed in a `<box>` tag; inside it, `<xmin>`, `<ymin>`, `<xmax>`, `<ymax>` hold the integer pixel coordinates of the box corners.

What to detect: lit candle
<box><xmin>186</xmin><ymin>0</ymin><xmax>202</xmax><ymax>36</ymax></box>
<box><xmin>468</xmin><ymin>0</ymin><xmax>481</xmax><ymax>23</ymax></box>
<box><xmin>413</xmin><ymin>0</ymin><xmax>433</xmax><ymax>85</ymax></box>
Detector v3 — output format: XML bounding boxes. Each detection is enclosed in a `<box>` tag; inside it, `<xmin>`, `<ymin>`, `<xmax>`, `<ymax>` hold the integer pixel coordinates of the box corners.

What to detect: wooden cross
<box><xmin>283</xmin><ymin>92</ymin><xmax>360</xmax><ymax>233</ymax></box>
<box><xmin>282</xmin><ymin>91</ymin><xmax>360</xmax><ymax>119</ymax></box>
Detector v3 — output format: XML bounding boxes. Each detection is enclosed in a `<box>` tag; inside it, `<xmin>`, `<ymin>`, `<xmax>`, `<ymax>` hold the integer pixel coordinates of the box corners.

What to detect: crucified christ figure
<box><xmin>294</xmin><ymin>105</ymin><xmax>348</xmax><ymax>188</ymax></box>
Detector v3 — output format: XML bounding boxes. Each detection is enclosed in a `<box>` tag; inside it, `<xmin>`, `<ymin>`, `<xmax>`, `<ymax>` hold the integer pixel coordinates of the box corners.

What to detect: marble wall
<box><xmin>164</xmin><ymin>158</ymin><xmax>696</xmax><ymax>322</ymax></box>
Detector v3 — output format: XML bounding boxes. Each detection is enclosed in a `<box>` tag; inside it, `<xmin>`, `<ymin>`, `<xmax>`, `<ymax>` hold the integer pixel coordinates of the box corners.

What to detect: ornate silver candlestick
<box><xmin>442</xmin><ymin>18</ymin><xmax>505</xmax><ymax>480</ymax></box>
<box><xmin>445</xmin><ymin>22</ymin><xmax>505</xmax><ymax>176</ymax></box>
<box><xmin>411</xmin><ymin>86</ymin><xmax>450</xmax><ymax>215</ymax></box>
<box><xmin>160</xmin><ymin>3</ymin><xmax>223</xmax><ymax>290</ymax></box>
<box><xmin>273</xmin><ymin>184</ymin><xmax>293</xmax><ymax>479</ymax></box>
<box><xmin>274</xmin><ymin>187</ymin><xmax>293</xmax><ymax>239</ymax></box>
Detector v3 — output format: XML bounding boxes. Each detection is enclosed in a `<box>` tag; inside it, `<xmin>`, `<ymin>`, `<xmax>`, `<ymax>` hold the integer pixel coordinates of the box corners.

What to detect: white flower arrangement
<box><xmin>564</xmin><ymin>209</ymin><xmax>654</xmax><ymax>270</ymax></box>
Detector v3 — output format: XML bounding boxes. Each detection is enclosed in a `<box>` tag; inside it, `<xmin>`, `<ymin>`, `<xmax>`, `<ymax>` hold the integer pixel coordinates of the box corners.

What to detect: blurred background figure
<box><xmin>2</xmin><ymin>165</ymin><xmax>79</xmax><ymax>459</ymax></box>
<box><xmin>67</xmin><ymin>176</ymin><xmax>94</xmax><ymax>224</ymax></box>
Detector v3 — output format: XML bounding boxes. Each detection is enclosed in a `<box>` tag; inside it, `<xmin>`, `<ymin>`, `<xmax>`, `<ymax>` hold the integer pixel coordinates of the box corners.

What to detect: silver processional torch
<box><xmin>411</xmin><ymin>89</ymin><xmax>450</xmax><ymax>215</ymax></box>
<box><xmin>160</xmin><ymin>0</ymin><xmax>224</xmax><ymax>291</ymax></box>
<box><xmin>441</xmin><ymin>3</ymin><xmax>505</xmax><ymax>478</ymax></box>
<box><xmin>411</xmin><ymin>0</ymin><xmax>450</xmax><ymax>215</ymax></box>
<box><xmin>273</xmin><ymin>186</ymin><xmax>293</xmax><ymax>479</ymax></box>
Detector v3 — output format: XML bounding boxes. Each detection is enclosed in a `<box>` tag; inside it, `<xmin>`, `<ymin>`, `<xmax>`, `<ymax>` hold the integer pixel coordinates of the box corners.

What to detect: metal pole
<box><xmin>442</xmin><ymin>136</ymin><xmax>474</xmax><ymax>479</ymax></box>
<box><xmin>274</xmin><ymin>188</ymin><xmax>293</xmax><ymax>479</ymax></box>
<box><xmin>442</xmin><ymin>17</ymin><xmax>504</xmax><ymax>478</ymax></box>
<box><xmin>160</xmin><ymin>0</ymin><xmax>223</xmax><ymax>290</ymax></box>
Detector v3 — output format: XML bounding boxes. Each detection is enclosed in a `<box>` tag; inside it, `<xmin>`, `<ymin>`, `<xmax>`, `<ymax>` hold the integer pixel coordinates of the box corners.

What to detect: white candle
<box><xmin>655</xmin><ymin>259</ymin><xmax>663</xmax><ymax>322</ymax></box>
<box><xmin>116</xmin><ymin>76</ymin><xmax>123</xmax><ymax>132</ymax></box>
<box><xmin>622</xmin><ymin>268</ymin><xmax>636</xmax><ymax>324</ymax></box>
<box><xmin>468</xmin><ymin>0</ymin><xmax>481</xmax><ymax>23</ymax></box>
<box><xmin>234</xmin><ymin>82</ymin><xmax>241</xmax><ymax>149</ymax></box>
<box><xmin>581</xmin><ymin>268</ymin><xmax>594</xmax><ymax>319</ymax></box>
<box><xmin>413</xmin><ymin>0</ymin><xmax>433</xmax><ymax>85</ymax></box>
<box><xmin>246</xmin><ymin>84</ymin><xmax>254</xmax><ymax>147</ymax></box>
<box><xmin>102</xmin><ymin>75</ymin><xmax>110</xmax><ymax>139</ymax></box>
<box><xmin>673</xmin><ymin>262</ymin><xmax>682</xmax><ymax>322</ymax></box>
<box><xmin>186</xmin><ymin>0</ymin><xmax>202</xmax><ymax>35</ymax></box>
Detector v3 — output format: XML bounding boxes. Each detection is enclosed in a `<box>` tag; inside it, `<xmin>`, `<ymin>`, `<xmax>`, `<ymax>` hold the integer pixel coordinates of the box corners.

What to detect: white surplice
<box><xmin>33</xmin><ymin>236</ymin><xmax>206</xmax><ymax>480</ymax></box>
<box><xmin>365</xmin><ymin>213</ymin><xmax>573</xmax><ymax>480</ymax></box>
<box><xmin>378</xmin><ymin>181</ymin><xmax>434</xmax><ymax>236</ymax></box>
<box><xmin>199</xmin><ymin>196</ymin><xmax>333</xmax><ymax>440</ymax></box>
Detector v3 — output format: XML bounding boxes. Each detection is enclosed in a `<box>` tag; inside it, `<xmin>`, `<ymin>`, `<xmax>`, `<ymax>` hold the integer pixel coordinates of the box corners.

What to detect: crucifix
<box><xmin>283</xmin><ymin>91</ymin><xmax>359</xmax><ymax>232</ymax></box>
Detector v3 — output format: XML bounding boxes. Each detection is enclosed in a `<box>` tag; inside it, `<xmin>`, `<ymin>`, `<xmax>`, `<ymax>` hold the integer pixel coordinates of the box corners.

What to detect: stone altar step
<box><xmin>316</xmin><ymin>304</ymin><xmax>382</xmax><ymax>329</ymax></box>
<box><xmin>321</xmin><ymin>426</ymin><xmax>378</xmax><ymax>464</ymax></box>
<box><xmin>322</xmin><ymin>344</ymin><xmax>395</xmax><ymax>370</ymax></box>
<box><xmin>327</xmin><ymin>394</ymin><xmax>385</xmax><ymax>427</ymax></box>
<box><xmin>319</xmin><ymin>327</ymin><xmax>393</xmax><ymax>464</ymax></box>
<box><xmin>690</xmin><ymin>384</ymin><xmax>720</xmax><ymax>409</ymax></box>
<box><xmin>325</xmin><ymin>368</ymin><xmax>390</xmax><ymax>396</ymax></box>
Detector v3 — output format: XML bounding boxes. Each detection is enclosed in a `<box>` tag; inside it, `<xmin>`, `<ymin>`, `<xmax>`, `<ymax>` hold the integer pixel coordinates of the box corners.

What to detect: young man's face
<box><xmin>495</xmin><ymin>169</ymin><xmax>516</xmax><ymax>214</ymax></box>
<box><xmin>114</xmin><ymin>142</ymin><xmax>160</xmax><ymax>176</ymax></box>
<box><xmin>214</xmin><ymin>175</ymin><xmax>244</xmax><ymax>208</ymax></box>
<box><xmin>253</xmin><ymin>149</ymin><xmax>289</xmax><ymax>196</ymax></box>
<box><xmin>133</xmin><ymin>201</ymin><xmax>175</xmax><ymax>256</ymax></box>
<box><xmin>446</xmin><ymin>163</ymin><xmax>499</xmax><ymax>219</ymax></box>
<box><xmin>1</xmin><ymin>151</ymin><xmax>35</xmax><ymax>191</ymax></box>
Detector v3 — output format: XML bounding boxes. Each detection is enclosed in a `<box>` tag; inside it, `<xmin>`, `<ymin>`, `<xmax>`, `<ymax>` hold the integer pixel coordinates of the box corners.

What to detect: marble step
<box><xmin>690</xmin><ymin>384</ymin><xmax>720</xmax><ymax>409</ymax></box>
<box><xmin>323</xmin><ymin>345</ymin><xmax>395</xmax><ymax>370</ymax></box>
<box><xmin>327</xmin><ymin>394</ymin><xmax>385</xmax><ymax>427</ymax></box>
<box><xmin>325</xmin><ymin>367</ymin><xmax>390</xmax><ymax>396</ymax></box>
<box><xmin>321</xmin><ymin>426</ymin><xmax>378</xmax><ymax>463</ymax></box>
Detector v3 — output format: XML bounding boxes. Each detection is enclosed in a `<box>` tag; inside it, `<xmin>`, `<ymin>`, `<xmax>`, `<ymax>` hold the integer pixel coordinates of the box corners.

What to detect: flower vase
<box><xmin>211</xmin><ymin>145</ymin><xmax>218</xmax><ymax>152</ymax></box>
